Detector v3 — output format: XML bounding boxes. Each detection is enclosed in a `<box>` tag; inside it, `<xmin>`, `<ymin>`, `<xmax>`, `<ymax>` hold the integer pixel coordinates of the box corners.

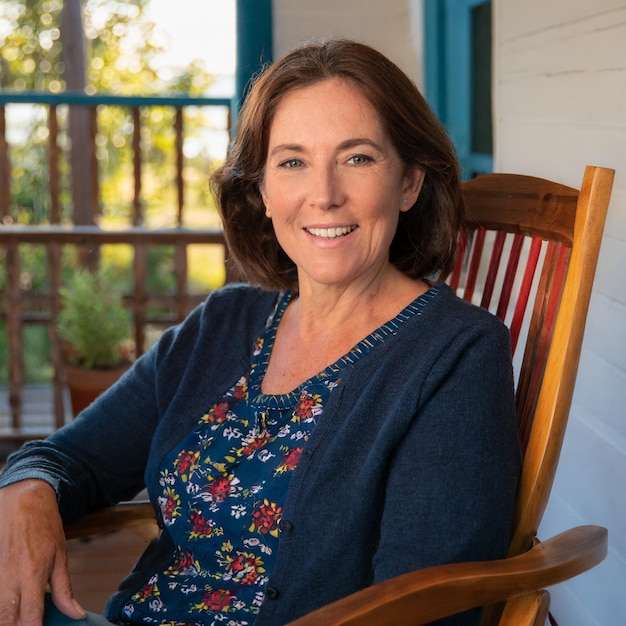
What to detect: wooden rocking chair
<box><xmin>66</xmin><ymin>165</ymin><xmax>615</xmax><ymax>625</ymax></box>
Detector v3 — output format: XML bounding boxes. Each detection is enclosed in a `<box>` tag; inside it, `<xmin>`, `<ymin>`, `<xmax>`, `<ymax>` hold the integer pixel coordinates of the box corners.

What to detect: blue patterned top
<box><xmin>120</xmin><ymin>288</ymin><xmax>436</xmax><ymax>625</ymax></box>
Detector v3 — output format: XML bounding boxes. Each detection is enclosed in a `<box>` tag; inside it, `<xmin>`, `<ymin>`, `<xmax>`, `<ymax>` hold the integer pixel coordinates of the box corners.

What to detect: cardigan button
<box><xmin>265</xmin><ymin>586</ymin><xmax>280</xmax><ymax>600</ymax></box>
<box><xmin>278</xmin><ymin>519</ymin><xmax>293</xmax><ymax>533</ymax></box>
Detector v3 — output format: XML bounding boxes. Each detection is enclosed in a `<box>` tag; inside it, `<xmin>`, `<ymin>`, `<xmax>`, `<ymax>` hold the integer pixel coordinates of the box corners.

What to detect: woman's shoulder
<box><xmin>429</xmin><ymin>282</ymin><xmax>509</xmax><ymax>332</ymax></box>
<box><xmin>199</xmin><ymin>283</ymin><xmax>283</xmax><ymax>324</ymax></box>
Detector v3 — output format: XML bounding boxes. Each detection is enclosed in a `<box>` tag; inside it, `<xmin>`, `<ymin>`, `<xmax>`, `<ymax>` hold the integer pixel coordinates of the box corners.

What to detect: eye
<box><xmin>278</xmin><ymin>158</ymin><xmax>303</xmax><ymax>169</ymax></box>
<box><xmin>348</xmin><ymin>154</ymin><xmax>373</xmax><ymax>165</ymax></box>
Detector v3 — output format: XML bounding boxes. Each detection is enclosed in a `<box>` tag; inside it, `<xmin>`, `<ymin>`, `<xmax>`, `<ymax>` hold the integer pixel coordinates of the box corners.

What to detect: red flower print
<box><xmin>173</xmin><ymin>450</ymin><xmax>200</xmax><ymax>482</ymax></box>
<box><xmin>159</xmin><ymin>487</ymin><xmax>181</xmax><ymax>524</ymax></box>
<box><xmin>228</xmin><ymin>552</ymin><xmax>265</xmax><ymax>586</ymax></box>
<box><xmin>205</xmin><ymin>476</ymin><xmax>233</xmax><ymax>502</ymax></box>
<box><xmin>233</xmin><ymin>376</ymin><xmax>248</xmax><ymax>400</ymax></box>
<box><xmin>250</xmin><ymin>499</ymin><xmax>282</xmax><ymax>537</ymax></box>
<box><xmin>293</xmin><ymin>392</ymin><xmax>321</xmax><ymax>421</ymax></box>
<box><xmin>282</xmin><ymin>448</ymin><xmax>302</xmax><ymax>469</ymax></box>
<box><xmin>132</xmin><ymin>577</ymin><xmax>159</xmax><ymax>602</ymax></box>
<box><xmin>188</xmin><ymin>509</ymin><xmax>219</xmax><ymax>539</ymax></box>
<box><xmin>211</xmin><ymin>402</ymin><xmax>230</xmax><ymax>423</ymax></box>
<box><xmin>275</xmin><ymin>447</ymin><xmax>303</xmax><ymax>476</ymax></box>
<box><xmin>194</xmin><ymin>587</ymin><xmax>234</xmax><ymax>612</ymax></box>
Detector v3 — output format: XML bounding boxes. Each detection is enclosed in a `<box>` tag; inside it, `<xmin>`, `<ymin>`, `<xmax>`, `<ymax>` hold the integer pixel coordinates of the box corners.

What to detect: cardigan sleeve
<box><xmin>372</xmin><ymin>315</ymin><xmax>521</xmax><ymax>623</ymax></box>
<box><xmin>0</xmin><ymin>333</ymin><xmax>166</xmax><ymax>523</ymax></box>
<box><xmin>0</xmin><ymin>286</ymin><xmax>279</xmax><ymax>524</ymax></box>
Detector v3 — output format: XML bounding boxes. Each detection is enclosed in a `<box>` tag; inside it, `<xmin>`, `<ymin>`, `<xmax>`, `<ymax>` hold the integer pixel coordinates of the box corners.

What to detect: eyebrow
<box><xmin>268</xmin><ymin>137</ymin><xmax>386</xmax><ymax>158</ymax></box>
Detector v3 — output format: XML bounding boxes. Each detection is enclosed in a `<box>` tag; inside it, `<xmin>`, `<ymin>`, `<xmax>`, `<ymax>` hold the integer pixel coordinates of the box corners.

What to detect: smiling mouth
<box><xmin>305</xmin><ymin>225</ymin><xmax>357</xmax><ymax>239</ymax></box>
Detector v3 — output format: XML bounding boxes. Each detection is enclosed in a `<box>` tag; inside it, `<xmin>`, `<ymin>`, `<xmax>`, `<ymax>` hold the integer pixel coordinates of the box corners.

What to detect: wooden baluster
<box><xmin>132</xmin><ymin>107</ymin><xmax>142</xmax><ymax>225</ymax></box>
<box><xmin>49</xmin><ymin>243</ymin><xmax>65</xmax><ymax>429</ymax></box>
<box><xmin>175</xmin><ymin>107</ymin><xmax>184</xmax><ymax>226</ymax></box>
<box><xmin>5</xmin><ymin>241</ymin><xmax>23</xmax><ymax>431</ymax></box>
<box><xmin>89</xmin><ymin>106</ymin><xmax>100</xmax><ymax>220</ymax></box>
<box><xmin>174</xmin><ymin>107</ymin><xmax>188</xmax><ymax>319</ymax></box>
<box><xmin>132</xmin><ymin>244</ymin><xmax>147</xmax><ymax>357</ymax></box>
<box><xmin>49</xmin><ymin>105</ymin><xmax>60</xmax><ymax>222</ymax></box>
<box><xmin>0</xmin><ymin>106</ymin><xmax>10</xmax><ymax>219</ymax></box>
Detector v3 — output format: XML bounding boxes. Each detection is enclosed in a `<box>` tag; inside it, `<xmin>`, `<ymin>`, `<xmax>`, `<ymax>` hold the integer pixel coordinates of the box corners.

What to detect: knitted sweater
<box><xmin>0</xmin><ymin>282</ymin><xmax>521</xmax><ymax>626</ymax></box>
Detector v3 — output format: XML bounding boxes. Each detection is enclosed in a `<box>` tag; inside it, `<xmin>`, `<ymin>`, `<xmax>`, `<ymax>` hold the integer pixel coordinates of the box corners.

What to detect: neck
<box><xmin>290</xmin><ymin>265</ymin><xmax>426</xmax><ymax>343</ymax></box>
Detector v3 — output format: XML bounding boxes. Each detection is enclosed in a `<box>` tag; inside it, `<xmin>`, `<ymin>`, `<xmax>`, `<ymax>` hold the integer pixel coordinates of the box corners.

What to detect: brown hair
<box><xmin>211</xmin><ymin>38</ymin><xmax>463</xmax><ymax>290</ymax></box>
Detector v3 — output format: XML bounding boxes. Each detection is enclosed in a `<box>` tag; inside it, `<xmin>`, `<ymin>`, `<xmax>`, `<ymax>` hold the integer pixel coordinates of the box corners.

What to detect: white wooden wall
<box><xmin>272</xmin><ymin>0</ymin><xmax>625</xmax><ymax>622</ymax></box>
<box><xmin>272</xmin><ymin>0</ymin><xmax>424</xmax><ymax>89</ymax></box>
<box><xmin>494</xmin><ymin>1</ymin><xmax>626</xmax><ymax>623</ymax></box>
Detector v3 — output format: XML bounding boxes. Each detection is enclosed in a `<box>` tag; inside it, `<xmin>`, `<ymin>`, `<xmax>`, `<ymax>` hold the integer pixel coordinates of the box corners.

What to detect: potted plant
<box><xmin>57</xmin><ymin>267</ymin><xmax>133</xmax><ymax>416</ymax></box>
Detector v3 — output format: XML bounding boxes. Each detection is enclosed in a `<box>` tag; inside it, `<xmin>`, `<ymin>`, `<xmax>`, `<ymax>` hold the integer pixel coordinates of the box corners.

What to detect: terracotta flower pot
<box><xmin>65</xmin><ymin>364</ymin><xmax>129</xmax><ymax>417</ymax></box>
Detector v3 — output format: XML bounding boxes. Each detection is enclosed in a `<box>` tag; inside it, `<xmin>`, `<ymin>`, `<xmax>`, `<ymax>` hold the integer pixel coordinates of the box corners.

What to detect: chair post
<box><xmin>509</xmin><ymin>166</ymin><xmax>614</xmax><ymax>556</ymax></box>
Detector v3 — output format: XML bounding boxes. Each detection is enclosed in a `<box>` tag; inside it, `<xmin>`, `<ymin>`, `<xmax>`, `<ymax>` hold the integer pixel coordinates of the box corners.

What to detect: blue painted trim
<box><xmin>423</xmin><ymin>0</ymin><xmax>493</xmax><ymax>178</ymax></box>
<box><xmin>235</xmin><ymin>0</ymin><xmax>273</xmax><ymax>111</ymax></box>
<box><xmin>424</xmin><ymin>0</ymin><xmax>446</xmax><ymax>123</ymax></box>
<box><xmin>0</xmin><ymin>92</ymin><xmax>231</xmax><ymax>108</ymax></box>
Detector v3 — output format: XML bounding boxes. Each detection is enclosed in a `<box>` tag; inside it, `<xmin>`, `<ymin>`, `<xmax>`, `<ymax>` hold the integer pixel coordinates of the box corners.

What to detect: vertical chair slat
<box><xmin>463</xmin><ymin>227</ymin><xmax>487</xmax><ymax>302</ymax></box>
<box><xmin>516</xmin><ymin>243</ymin><xmax>570</xmax><ymax>451</ymax></box>
<box><xmin>447</xmin><ymin>228</ymin><xmax>469</xmax><ymax>291</ymax></box>
<box><xmin>495</xmin><ymin>232</ymin><xmax>525</xmax><ymax>322</ymax></box>
<box><xmin>480</xmin><ymin>230</ymin><xmax>506</xmax><ymax>310</ymax></box>
<box><xmin>509</xmin><ymin>237</ymin><xmax>543</xmax><ymax>355</ymax></box>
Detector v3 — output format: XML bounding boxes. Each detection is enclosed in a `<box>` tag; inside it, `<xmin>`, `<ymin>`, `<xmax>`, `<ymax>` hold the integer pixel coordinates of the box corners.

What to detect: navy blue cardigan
<box><xmin>1</xmin><ymin>283</ymin><xmax>521</xmax><ymax>625</ymax></box>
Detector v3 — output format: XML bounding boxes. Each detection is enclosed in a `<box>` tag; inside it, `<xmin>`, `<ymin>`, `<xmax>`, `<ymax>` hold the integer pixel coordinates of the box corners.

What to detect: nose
<box><xmin>308</xmin><ymin>164</ymin><xmax>344</xmax><ymax>211</ymax></box>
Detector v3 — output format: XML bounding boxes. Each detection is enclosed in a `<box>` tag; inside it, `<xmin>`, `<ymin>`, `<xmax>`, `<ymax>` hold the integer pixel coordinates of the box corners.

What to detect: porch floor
<box><xmin>0</xmin><ymin>383</ymin><xmax>71</xmax><ymax>460</ymax></box>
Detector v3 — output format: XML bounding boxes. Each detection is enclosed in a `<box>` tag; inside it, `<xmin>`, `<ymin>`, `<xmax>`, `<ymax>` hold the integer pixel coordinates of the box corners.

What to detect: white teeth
<box><xmin>306</xmin><ymin>226</ymin><xmax>356</xmax><ymax>239</ymax></box>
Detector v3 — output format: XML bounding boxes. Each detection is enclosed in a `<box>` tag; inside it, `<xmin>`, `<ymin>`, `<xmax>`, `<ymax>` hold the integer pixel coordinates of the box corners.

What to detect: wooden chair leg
<box><xmin>498</xmin><ymin>591</ymin><xmax>550</xmax><ymax>626</ymax></box>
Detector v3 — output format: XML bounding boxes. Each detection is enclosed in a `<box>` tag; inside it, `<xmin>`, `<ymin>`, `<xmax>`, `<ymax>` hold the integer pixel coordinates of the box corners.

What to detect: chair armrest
<box><xmin>64</xmin><ymin>501</ymin><xmax>158</xmax><ymax>540</ymax></box>
<box><xmin>286</xmin><ymin>525</ymin><xmax>608</xmax><ymax>626</ymax></box>
<box><xmin>64</xmin><ymin>510</ymin><xmax>606</xmax><ymax>625</ymax></box>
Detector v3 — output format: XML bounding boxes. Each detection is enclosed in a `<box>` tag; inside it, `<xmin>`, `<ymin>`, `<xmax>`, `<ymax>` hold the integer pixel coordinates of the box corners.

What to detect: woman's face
<box><xmin>260</xmin><ymin>78</ymin><xmax>423</xmax><ymax>293</ymax></box>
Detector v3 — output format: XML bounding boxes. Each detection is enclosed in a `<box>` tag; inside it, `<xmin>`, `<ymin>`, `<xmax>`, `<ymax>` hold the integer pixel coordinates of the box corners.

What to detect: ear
<box><xmin>259</xmin><ymin>183</ymin><xmax>271</xmax><ymax>218</ymax></box>
<box><xmin>401</xmin><ymin>168</ymin><xmax>425</xmax><ymax>212</ymax></box>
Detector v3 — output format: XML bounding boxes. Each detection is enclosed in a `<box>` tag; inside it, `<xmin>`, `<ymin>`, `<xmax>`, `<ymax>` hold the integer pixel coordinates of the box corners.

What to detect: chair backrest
<box><xmin>444</xmin><ymin>165</ymin><xmax>614</xmax><ymax>557</ymax></box>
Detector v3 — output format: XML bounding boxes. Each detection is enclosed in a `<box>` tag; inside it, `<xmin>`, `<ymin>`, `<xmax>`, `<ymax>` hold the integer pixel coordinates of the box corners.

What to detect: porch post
<box><xmin>233</xmin><ymin>0</ymin><xmax>273</xmax><ymax>124</ymax></box>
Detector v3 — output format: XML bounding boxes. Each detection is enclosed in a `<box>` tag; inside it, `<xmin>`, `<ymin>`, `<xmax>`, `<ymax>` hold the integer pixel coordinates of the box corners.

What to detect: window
<box><xmin>424</xmin><ymin>0</ymin><xmax>492</xmax><ymax>178</ymax></box>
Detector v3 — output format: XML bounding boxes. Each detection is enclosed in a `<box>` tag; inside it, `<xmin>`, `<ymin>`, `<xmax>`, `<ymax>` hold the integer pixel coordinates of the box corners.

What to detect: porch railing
<box><xmin>1</xmin><ymin>224</ymin><xmax>230</xmax><ymax>436</ymax></box>
<box><xmin>0</xmin><ymin>91</ymin><xmax>233</xmax><ymax>224</ymax></box>
<box><xmin>0</xmin><ymin>92</ymin><xmax>234</xmax><ymax>443</ymax></box>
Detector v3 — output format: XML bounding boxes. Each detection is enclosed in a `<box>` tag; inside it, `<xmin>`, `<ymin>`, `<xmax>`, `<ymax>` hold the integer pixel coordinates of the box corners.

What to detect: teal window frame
<box><xmin>424</xmin><ymin>0</ymin><xmax>493</xmax><ymax>178</ymax></box>
<box><xmin>234</xmin><ymin>0</ymin><xmax>273</xmax><ymax>119</ymax></box>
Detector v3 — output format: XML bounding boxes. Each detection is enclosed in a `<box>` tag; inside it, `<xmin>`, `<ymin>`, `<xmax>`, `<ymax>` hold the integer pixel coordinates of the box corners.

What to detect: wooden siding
<box><xmin>494</xmin><ymin>2</ymin><xmax>626</xmax><ymax>624</ymax></box>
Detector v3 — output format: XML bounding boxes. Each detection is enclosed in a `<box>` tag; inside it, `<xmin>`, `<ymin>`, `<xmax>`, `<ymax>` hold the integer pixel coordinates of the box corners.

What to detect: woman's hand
<box><xmin>0</xmin><ymin>479</ymin><xmax>86</xmax><ymax>625</ymax></box>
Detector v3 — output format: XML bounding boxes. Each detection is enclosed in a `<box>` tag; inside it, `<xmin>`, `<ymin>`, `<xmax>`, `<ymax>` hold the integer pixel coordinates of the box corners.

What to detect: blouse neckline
<box><xmin>248</xmin><ymin>285</ymin><xmax>439</xmax><ymax>409</ymax></box>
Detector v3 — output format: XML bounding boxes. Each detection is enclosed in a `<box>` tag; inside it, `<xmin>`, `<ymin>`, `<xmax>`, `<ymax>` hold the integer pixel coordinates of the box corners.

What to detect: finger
<box><xmin>16</xmin><ymin>592</ymin><xmax>45</xmax><ymax>626</ymax></box>
<box><xmin>0</xmin><ymin>595</ymin><xmax>20</xmax><ymax>626</ymax></box>
<box><xmin>49</xmin><ymin>560</ymin><xmax>86</xmax><ymax>621</ymax></box>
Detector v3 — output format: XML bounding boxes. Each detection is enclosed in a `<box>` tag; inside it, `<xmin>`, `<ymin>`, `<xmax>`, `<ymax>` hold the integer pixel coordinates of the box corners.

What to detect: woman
<box><xmin>0</xmin><ymin>39</ymin><xmax>521</xmax><ymax>626</ymax></box>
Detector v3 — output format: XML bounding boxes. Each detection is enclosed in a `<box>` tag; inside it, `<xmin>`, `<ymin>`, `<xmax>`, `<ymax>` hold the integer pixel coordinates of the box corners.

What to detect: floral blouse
<box><xmin>120</xmin><ymin>289</ymin><xmax>435</xmax><ymax>625</ymax></box>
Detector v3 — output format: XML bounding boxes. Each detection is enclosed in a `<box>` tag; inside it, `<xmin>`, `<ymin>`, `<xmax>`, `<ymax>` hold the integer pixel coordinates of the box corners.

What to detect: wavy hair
<box><xmin>211</xmin><ymin>38</ymin><xmax>464</xmax><ymax>290</ymax></box>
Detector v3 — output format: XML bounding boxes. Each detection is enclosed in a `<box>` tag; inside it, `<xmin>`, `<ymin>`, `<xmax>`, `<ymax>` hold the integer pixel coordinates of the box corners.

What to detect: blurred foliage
<box><xmin>0</xmin><ymin>0</ymin><xmax>227</xmax><ymax>384</ymax></box>
<box><xmin>0</xmin><ymin>0</ymin><xmax>219</xmax><ymax>225</ymax></box>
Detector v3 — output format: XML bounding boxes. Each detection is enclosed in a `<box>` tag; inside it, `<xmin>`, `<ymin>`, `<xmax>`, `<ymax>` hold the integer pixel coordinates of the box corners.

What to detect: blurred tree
<box><xmin>0</xmin><ymin>0</ymin><xmax>221</xmax><ymax>383</ymax></box>
<box><xmin>0</xmin><ymin>0</ymin><xmax>215</xmax><ymax>226</ymax></box>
